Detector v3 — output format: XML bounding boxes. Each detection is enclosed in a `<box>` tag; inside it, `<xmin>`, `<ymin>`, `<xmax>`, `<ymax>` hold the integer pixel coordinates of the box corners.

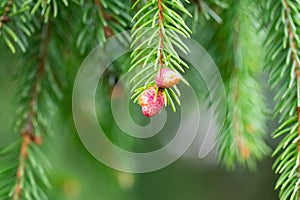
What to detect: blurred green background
<box><xmin>0</xmin><ymin>36</ymin><xmax>279</xmax><ymax>200</ymax></box>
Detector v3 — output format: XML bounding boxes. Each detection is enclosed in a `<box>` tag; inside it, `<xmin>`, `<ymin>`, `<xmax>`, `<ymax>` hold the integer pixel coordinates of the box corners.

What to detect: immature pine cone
<box><xmin>138</xmin><ymin>86</ymin><xmax>165</xmax><ymax>117</ymax></box>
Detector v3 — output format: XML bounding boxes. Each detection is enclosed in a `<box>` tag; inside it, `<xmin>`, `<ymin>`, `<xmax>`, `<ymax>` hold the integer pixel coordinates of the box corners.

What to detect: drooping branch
<box><xmin>283</xmin><ymin>0</ymin><xmax>300</xmax><ymax>84</ymax></box>
<box><xmin>265</xmin><ymin>0</ymin><xmax>300</xmax><ymax>198</ymax></box>
<box><xmin>283</xmin><ymin>0</ymin><xmax>300</xmax><ymax>196</ymax></box>
<box><xmin>215</xmin><ymin>0</ymin><xmax>269</xmax><ymax>169</ymax></box>
<box><xmin>12</xmin><ymin>23</ymin><xmax>51</xmax><ymax>200</ymax></box>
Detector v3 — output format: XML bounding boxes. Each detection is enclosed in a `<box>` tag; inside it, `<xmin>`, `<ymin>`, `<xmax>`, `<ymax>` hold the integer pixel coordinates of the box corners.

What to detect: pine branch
<box><xmin>211</xmin><ymin>0</ymin><xmax>269</xmax><ymax>170</ymax></box>
<box><xmin>264</xmin><ymin>0</ymin><xmax>300</xmax><ymax>199</ymax></box>
<box><xmin>12</xmin><ymin>23</ymin><xmax>50</xmax><ymax>200</ymax></box>
<box><xmin>130</xmin><ymin>0</ymin><xmax>192</xmax><ymax>112</ymax></box>
<box><xmin>0</xmin><ymin>23</ymin><xmax>53</xmax><ymax>200</ymax></box>
<box><xmin>0</xmin><ymin>4</ymin><xmax>72</xmax><ymax>195</ymax></box>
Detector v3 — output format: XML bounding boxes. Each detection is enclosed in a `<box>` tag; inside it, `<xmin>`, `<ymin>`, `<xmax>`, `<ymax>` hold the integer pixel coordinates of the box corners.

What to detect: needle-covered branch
<box><xmin>264</xmin><ymin>0</ymin><xmax>300</xmax><ymax>199</ymax></box>
<box><xmin>130</xmin><ymin>0</ymin><xmax>191</xmax><ymax>116</ymax></box>
<box><xmin>212</xmin><ymin>0</ymin><xmax>270</xmax><ymax>170</ymax></box>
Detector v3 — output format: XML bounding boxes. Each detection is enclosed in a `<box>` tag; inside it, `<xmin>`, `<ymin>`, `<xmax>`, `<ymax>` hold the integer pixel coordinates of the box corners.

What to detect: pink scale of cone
<box><xmin>155</xmin><ymin>68</ymin><xmax>181</xmax><ymax>88</ymax></box>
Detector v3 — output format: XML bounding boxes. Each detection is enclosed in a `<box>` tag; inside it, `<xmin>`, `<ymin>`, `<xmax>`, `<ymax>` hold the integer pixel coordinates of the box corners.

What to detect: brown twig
<box><xmin>283</xmin><ymin>0</ymin><xmax>300</xmax><ymax>197</ymax></box>
<box><xmin>94</xmin><ymin>0</ymin><xmax>114</xmax><ymax>38</ymax></box>
<box><xmin>12</xmin><ymin>23</ymin><xmax>51</xmax><ymax>200</ymax></box>
<box><xmin>158</xmin><ymin>0</ymin><xmax>164</xmax><ymax>73</ymax></box>
<box><xmin>0</xmin><ymin>0</ymin><xmax>14</xmax><ymax>29</ymax></box>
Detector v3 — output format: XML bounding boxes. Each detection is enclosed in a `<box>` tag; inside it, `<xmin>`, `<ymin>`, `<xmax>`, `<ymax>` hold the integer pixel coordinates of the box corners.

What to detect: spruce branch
<box><xmin>0</xmin><ymin>23</ymin><xmax>53</xmax><ymax>200</ymax></box>
<box><xmin>264</xmin><ymin>0</ymin><xmax>300</xmax><ymax>199</ymax></box>
<box><xmin>212</xmin><ymin>0</ymin><xmax>269</xmax><ymax>170</ymax></box>
<box><xmin>0</xmin><ymin>5</ymin><xmax>71</xmax><ymax>195</ymax></box>
<box><xmin>12</xmin><ymin>23</ymin><xmax>51</xmax><ymax>200</ymax></box>
<box><xmin>130</xmin><ymin>0</ymin><xmax>192</xmax><ymax>112</ymax></box>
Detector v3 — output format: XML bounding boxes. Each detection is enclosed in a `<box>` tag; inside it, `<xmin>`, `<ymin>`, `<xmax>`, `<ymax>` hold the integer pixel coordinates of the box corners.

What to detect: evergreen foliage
<box><xmin>130</xmin><ymin>0</ymin><xmax>191</xmax><ymax>111</ymax></box>
<box><xmin>210</xmin><ymin>0</ymin><xmax>270</xmax><ymax>170</ymax></box>
<box><xmin>0</xmin><ymin>1</ymin><xmax>74</xmax><ymax>199</ymax></box>
<box><xmin>0</xmin><ymin>0</ymin><xmax>298</xmax><ymax>199</ymax></box>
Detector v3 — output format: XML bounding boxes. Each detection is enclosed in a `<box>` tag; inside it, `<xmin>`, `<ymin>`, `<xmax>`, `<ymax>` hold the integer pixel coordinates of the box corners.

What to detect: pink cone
<box><xmin>138</xmin><ymin>86</ymin><xmax>165</xmax><ymax>117</ymax></box>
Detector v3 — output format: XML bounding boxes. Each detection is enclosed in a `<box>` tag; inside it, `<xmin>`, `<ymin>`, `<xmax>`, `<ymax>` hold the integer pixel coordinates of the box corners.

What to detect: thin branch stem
<box><xmin>12</xmin><ymin>23</ymin><xmax>51</xmax><ymax>200</ymax></box>
<box><xmin>158</xmin><ymin>0</ymin><xmax>164</xmax><ymax>74</ymax></box>
<box><xmin>0</xmin><ymin>0</ymin><xmax>14</xmax><ymax>29</ymax></box>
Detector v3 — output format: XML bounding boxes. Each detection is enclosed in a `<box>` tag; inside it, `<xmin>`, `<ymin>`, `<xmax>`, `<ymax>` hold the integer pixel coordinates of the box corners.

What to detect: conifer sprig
<box><xmin>0</xmin><ymin>23</ymin><xmax>53</xmax><ymax>200</ymax></box>
<box><xmin>130</xmin><ymin>0</ymin><xmax>191</xmax><ymax>111</ymax></box>
<box><xmin>0</xmin><ymin>7</ymin><xmax>71</xmax><ymax>197</ymax></box>
<box><xmin>264</xmin><ymin>0</ymin><xmax>300</xmax><ymax>199</ymax></box>
<box><xmin>213</xmin><ymin>0</ymin><xmax>269</xmax><ymax>170</ymax></box>
<box><xmin>13</xmin><ymin>23</ymin><xmax>51</xmax><ymax>200</ymax></box>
